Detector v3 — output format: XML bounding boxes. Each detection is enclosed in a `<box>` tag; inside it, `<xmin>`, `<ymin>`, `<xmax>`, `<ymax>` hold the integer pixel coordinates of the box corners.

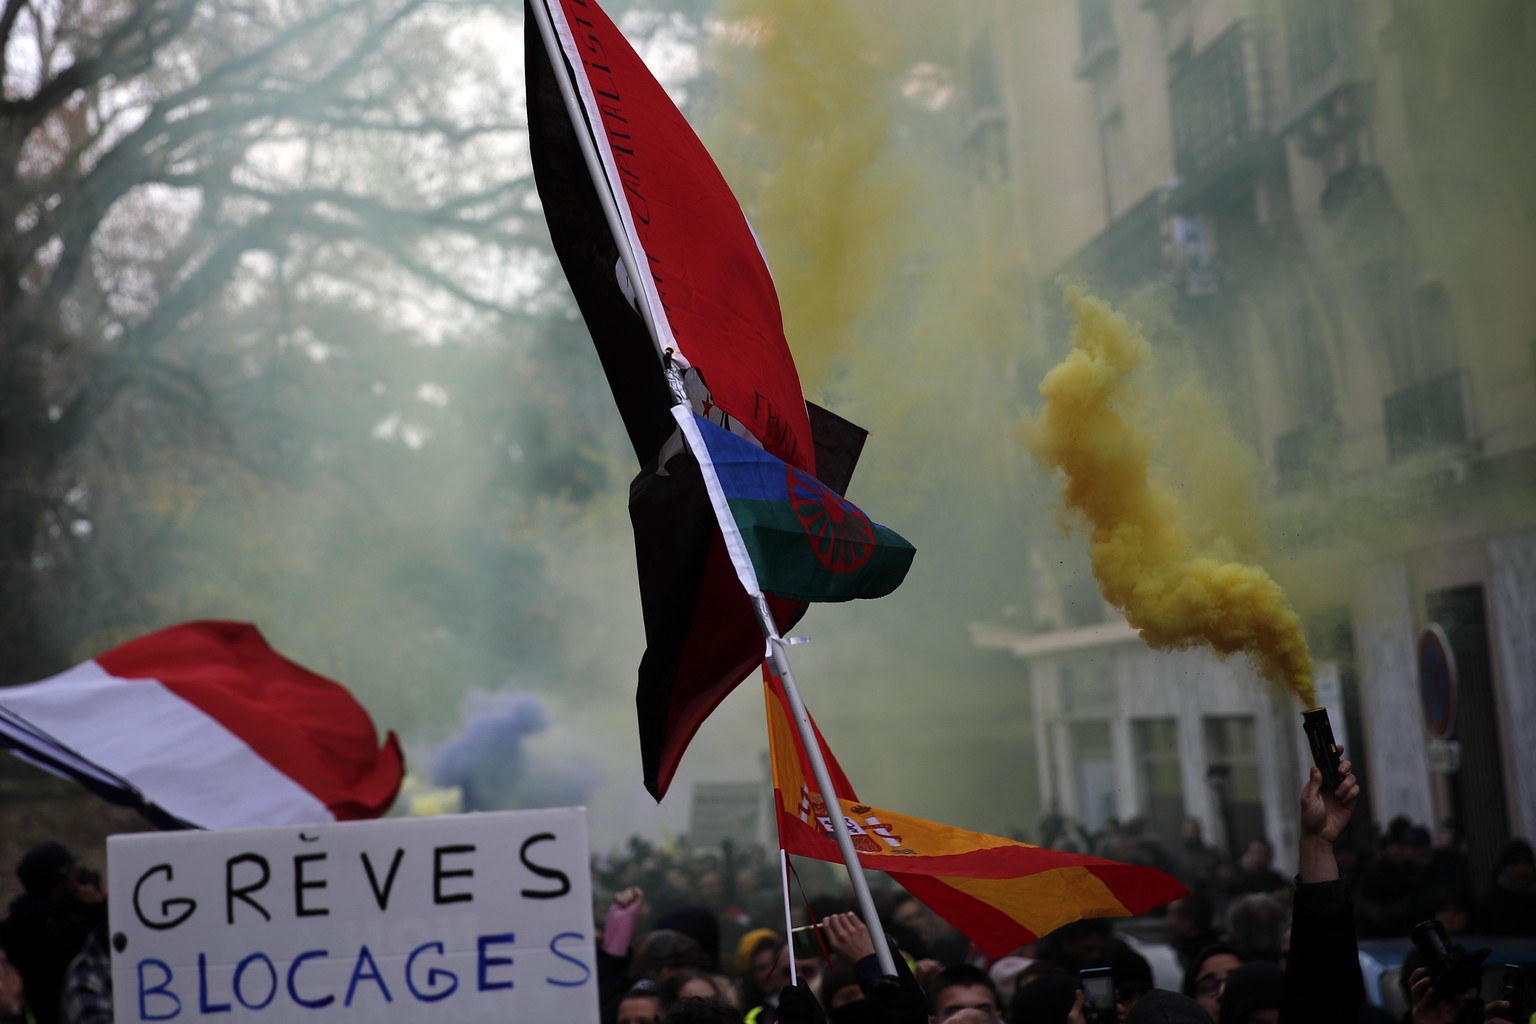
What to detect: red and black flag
<box><xmin>525</xmin><ymin>0</ymin><xmax>867</xmax><ymax>799</ymax></box>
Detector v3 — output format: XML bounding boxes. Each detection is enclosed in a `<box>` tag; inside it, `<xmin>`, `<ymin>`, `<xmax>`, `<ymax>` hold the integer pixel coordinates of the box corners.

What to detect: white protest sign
<box><xmin>107</xmin><ymin>808</ymin><xmax>597</xmax><ymax>1024</ymax></box>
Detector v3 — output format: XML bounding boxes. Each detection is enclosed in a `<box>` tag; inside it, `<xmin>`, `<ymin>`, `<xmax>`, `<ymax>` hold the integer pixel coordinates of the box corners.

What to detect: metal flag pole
<box><xmin>759</xmin><ymin>605</ymin><xmax>900</xmax><ymax>977</ymax></box>
<box><xmin>533</xmin><ymin>0</ymin><xmax>898</xmax><ymax>978</ymax></box>
<box><xmin>779</xmin><ymin>848</ymin><xmax>798</xmax><ymax>986</ymax></box>
<box><xmin>527</xmin><ymin>0</ymin><xmax>671</xmax><ymax>366</ymax></box>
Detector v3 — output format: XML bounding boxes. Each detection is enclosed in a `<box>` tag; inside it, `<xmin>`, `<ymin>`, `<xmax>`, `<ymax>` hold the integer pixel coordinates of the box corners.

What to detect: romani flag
<box><xmin>764</xmin><ymin>666</ymin><xmax>1185</xmax><ymax>957</ymax></box>
<box><xmin>527</xmin><ymin>0</ymin><xmax>872</xmax><ymax>799</ymax></box>
<box><xmin>0</xmin><ymin>621</ymin><xmax>404</xmax><ymax>829</ymax></box>
<box><xmin>674</xmin><ymin>409</ymin><xmax>914</xmax><ymax>603</ymax></box>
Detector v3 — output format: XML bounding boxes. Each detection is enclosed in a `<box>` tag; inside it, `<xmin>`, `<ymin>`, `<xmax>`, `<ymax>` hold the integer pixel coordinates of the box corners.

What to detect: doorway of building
<box><xmin>1426</xmin><ymin>584</ymin><xmax>1511</xmax><ymax>894</ymax></box>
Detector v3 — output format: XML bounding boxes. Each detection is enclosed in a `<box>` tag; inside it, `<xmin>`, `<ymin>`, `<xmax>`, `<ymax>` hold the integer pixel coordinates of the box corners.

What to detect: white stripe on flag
<box><xmin>0</xmin><ymin>661</ymin><xmax>332</xmax><ymax>828</ymax></box>
<box><xmin>672</xmin><ymin>406</ymin><xmax>762</xmax><ymax>599</ymax></box>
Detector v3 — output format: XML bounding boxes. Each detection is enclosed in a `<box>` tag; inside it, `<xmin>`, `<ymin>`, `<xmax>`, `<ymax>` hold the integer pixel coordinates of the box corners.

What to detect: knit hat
<box><xmin>735</xmin><ymin>927</ymin><xmax>783</xmax><ymax>975</ymax></box>
<box><xmin>1126</xmin><ymin>989</ymin><xmax>1214</xmax><ymax>1024</ymax></box>
<box><xmin>654</xmin><ymin>906</ymin><xmax>720</xmax><ymax>970</ymax></box>
<box><xmin>1217</xmin><ymin>962</ymin><xmax>1284</xmax><ymax>1024</ymax></box>
<box><xmin>17</xmin><ymin>841</ymin><xmax>75</xmax><ymax>898</ymax></box>
<box><xmin>987</xmin><ymin>955</ymin><xmax>1035</xmax><ymax>1002</ymax></box>
<box><xmin>629</xmin><ymin>929</ymin><xmax>705</xmax><ymax>979</ymax></box>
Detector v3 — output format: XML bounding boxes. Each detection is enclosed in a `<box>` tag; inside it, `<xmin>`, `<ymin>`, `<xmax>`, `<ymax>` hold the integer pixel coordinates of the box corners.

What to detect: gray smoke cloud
<box><xmin>429</xmin><ymin>691</ymin><xmax>602</xmax><ymax>812</ymax></box>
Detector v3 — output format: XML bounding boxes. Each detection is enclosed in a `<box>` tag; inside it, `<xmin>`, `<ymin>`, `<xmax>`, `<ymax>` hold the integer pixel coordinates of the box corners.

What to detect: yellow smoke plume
<box><xmin>1026</xmin><ymin>288</ymin><xmax>1315</xmax><ymax>706</ymax></box>
<box><xmin>708</xmin><ymin>0</ymin><xmax>910</xmax><ymax>389</ymax></box>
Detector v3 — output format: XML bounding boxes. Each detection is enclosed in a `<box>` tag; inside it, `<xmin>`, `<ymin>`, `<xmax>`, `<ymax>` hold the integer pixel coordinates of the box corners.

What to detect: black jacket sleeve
<box><xmin>1281</xmin><ymin>876</ymin><xmax>1364</xmax><ymax>1024</ymax></box>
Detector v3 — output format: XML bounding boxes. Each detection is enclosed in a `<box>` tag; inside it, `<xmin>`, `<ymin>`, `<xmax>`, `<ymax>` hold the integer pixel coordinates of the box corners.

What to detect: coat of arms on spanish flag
<box><xmin>763</xmin><ymin>664</ymin><xmax>1186</xmax><ymax>957</ymax></box>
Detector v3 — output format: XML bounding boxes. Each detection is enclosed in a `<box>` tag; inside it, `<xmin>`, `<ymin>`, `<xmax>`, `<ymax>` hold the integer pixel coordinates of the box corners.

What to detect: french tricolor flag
<box><xmin>0</xmin><ymin>621</ymin><xmax>404</xmax><ymax>830</ymax></box>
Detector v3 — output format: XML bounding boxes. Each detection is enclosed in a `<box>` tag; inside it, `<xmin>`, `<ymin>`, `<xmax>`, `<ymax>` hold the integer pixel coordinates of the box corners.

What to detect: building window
<box><xmin>1410</xmin><ymin>280</ymin><xmax>1458</xmax><ymax>380</ymax></box>
<box><xmin>1284</xmin><ymin>0</ymin><xmax>1358</xmax><ymax>98</ymax></box>
<box><xmin>1169</xmin><ymin>25</ymin><xmax>1262</xmax><ymax>178</ymax></box>
<box><xmin>1079</xmin><ymin>0</ymin><xmax>1115</xmax><ymax>56</ymax></box>
<box><xmin>966</xmin><ymin>118</ymin><xmax>1009</xmax><ymax>184</ymax></box>
<box><xmin>968</xmin><ymin>30</ymin><xmax>1001</xmax><ymax>115</ymax></box>
<box><xmin>1383</xmin><ymin>369</ymin><xmax>1468</xmax><ymax>460</ymax></box>
<box><xmin>1275</xmin><ymin>295</ymin><xmax>1338</xmax><ymax>492</ymax></box>
<box><xmin>1099</xmin><ymin>109</ymin><xmax>1128</xmax><ymax>220</ymax></box>
<box><xmin>1076</xmin><ymin>0</ymin><xmax>1119</xmax><ymax>78</ymax></box>
<box><xmin>1070</xmin><ymin>720</ymin><xmax>1117</xmax><ymax>833</ymax></box>
<box><xmin>1203</xmin><ymin>715</ymin><xmax>1264</xmax><ymax>859</ymax></box>
<box><xmin>1132</xmin><ymin>719</ymin><xmax>1185</xmax><ymax>844</ymax></box>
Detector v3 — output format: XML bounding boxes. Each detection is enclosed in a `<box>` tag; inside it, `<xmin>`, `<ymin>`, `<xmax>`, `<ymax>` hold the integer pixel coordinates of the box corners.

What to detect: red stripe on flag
<box><xmin>96</xmin><ymin>621</ymin><xmax>402</xmax><ymax>820</ymax></box>
<box><xmin>1086</xmin><ymin>862</ymin><xmax>1190</xmax><ymax>916</ymax></box>
<box><xmin>889</xmin><ymin>872</ymin><xmax>1042</xmax><ymax>954</ymax></box>
<box><xmin>548</xmin><ymin>0</ymin><xmax>813</xmax><ymax>472</ymax></box>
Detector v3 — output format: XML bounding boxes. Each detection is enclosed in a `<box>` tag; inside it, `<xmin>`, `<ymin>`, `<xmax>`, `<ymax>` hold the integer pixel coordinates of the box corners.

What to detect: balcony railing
<box><xmin>1169</xmin><ymin>24</ymin><xmax>1269</xmax><ymax>180</ymax></box>
<box><xmin>1274</xmin><ymin>421</ymin><xmax>1337</xmax><ymax>493</ymax></box>
<box><xmin>1076</xmin><ymin>0</ymin><xmax>1118</xmax><ymax>77</ymax></box>
<box><xmin>1284</xmin><ymin>0</ymin><xmax>1361</xmax><ymax>100</ymax></box>
<box><xmin>1384</xmin><ymin>369</ymin><xmax>1469</xmax><ymax>461</ymax></box>
<box><xmin>1079</xmin><ymin>0</ymin><xmax>1115</xmax><ymax>56</ymax></box>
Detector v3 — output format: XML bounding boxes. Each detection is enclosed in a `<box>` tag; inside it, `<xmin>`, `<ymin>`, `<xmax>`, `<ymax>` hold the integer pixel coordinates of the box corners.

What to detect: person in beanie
<box><xmin>657</xmin><ymin>907</ymin><xmax>722</xmax><ymax>972</ymax></box>
<box><xmin>0</xmin><ymin>843</ymin><xmax>104</xmax><ymax>1024</ymax></box>
<box><xmin>1127</xmin><ymin>990</ymin><xmax>1213</xmax><ymax>1024</ymax></box>
<box><xmin>1217</xmin><ymin>962</ymin><xmax>1284</xmax><ymax>1024</ymax></box>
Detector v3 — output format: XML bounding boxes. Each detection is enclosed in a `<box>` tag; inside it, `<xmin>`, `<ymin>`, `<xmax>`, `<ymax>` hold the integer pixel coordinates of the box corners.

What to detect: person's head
<box><xmin>1182</xmin><ymin>817</ymin><xmax>1205</xmax><ymax>843</ymax></box>
<box><xmin>1494</xmin><ymin>838</ymin><xmax>1536</xmax><ymax>888</ymax></box>
<box><xmin>1168</xmin><ymin>893</ymin><xmax>1214</xmax><ymax>939</ymax></box>
<box><xmin>661</xmin><ymin>995</ymin><xmax>744</xmax><ymax>1024</ymax></box>
<box><xmin>1116</xmin><ymin>951</ymin><xmax>1156</xmax><ymax>1016</ymax></box>
<box><xmin>1182</xmin><ymin>945</ymin><xmax>1245</xmax><ymax>1021</ymax></box>
<box><xmin>1215</xmin><ymin>961</ymin><xmax>1283</xmax><ymax>1024</ymax></box>
<box><xmin>1007</xmin><ymin>973</ymin><xmax>1078</xmax><ymax>1023</ymax></box>
<box><xmin>618</xmin><ymin>979</ymin><xmax>670</xmax><ymax>1024</ymax></box>
<box><xmin>943</xmin><ymin>1011</ymin><xmax>999</xmax><ymax>1024</ymax></box>
<box><xmin>655</xmin><ymin>907</ymin><xmax>720</xmax><ymax>971</ymax></box>
<box><xmin>630</xmin><ymin>929</ymin><xmax>705</xmax><ymax>983</ymax></box>
<box><xmin>928</xmin><ymin>964</ymin><xmax>1001</xmax><ymax>1021</ymax></box>
<box><xmin>16</xmin><ymin>840</ymin><xmax>75</xmax><ymax>899</ymax></box>
<box><xmin>987</xmin><ymin>955</ymin><xmax>1034</xmax><ymax>1004</ymax></box>
<box><xmin>734</xmin><ymin>929</ymin><xmax>781</xmax><ymax>980</ymax></box>
<box><xmin>819</xmin><ymin>966</ymin><xmax>864</xmax><ymax>1011</ymax></box>
<box><xmin>1125</xmin><ymin>989</ymin><xmax>1215</xmax><ymax>1023</ymax></box>
<box><xmin>1047</xmin><ymin>918</ymin><xmax>1111</xmax><ymax>969</ymax></box>
<box><xmin>1239</xmin><ymin>839</ymin><xmax>1272</xmax><ymax>874</ymax></box>
<box><xmin>665</xmin><ymin>969</ymin><xmax>719</xmax><ymax>1003</ymax></box>
<box><xmin>694</xmin><ymin>870</ymin><xmax>726</xmax><ymax>905</ymax></box>
<box><xmin>1225</xmin><ymin>894</ymin><xmax>1284</xmax><ymax>962</ymax></box>
<box><xmin>1433</xmin><ymin>892</ymin><xmax>1470</xmax><ymax>935</ymax></box>
<box><xmin>748</xmin><ymin>940</ymin><xmax>786</xmax><ymax>997</ymax></box>
<box><xmin>1403</xmin><ymin>826</ymin><xmax>1433</xmax><ymax>866</ymax></box>
<box><xmin>891</xmin><ymin>895</ymin><xmax>938</xmax><ymax>939</ymax></box>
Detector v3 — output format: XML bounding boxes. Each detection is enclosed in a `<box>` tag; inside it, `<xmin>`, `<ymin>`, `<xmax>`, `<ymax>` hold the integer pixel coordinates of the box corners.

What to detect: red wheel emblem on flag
<box><xmin>787</xmin><ymin>467</ymin><xmax>876</xmax><ymax>573</ymax></box>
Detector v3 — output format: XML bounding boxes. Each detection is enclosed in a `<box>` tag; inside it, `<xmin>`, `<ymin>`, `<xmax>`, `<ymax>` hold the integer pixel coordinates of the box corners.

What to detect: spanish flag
<box><xmin>764</xmin><ymin>666</ymin><xmax>1185</xmax><ymax>957</ymax></box>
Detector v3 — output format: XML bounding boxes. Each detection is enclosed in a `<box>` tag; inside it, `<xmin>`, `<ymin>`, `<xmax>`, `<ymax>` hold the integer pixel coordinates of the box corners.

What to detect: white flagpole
<box><xmin>779</xmin><ymin>848</ymin><xmax>798</xmax><ymax>987</ymax></box>
<box><xmin>670</xmin><ymin>404</ymin><xmax>899</xmax><ymax>976</ymax></box>
<box><xmin>761</xmin><ymin>622</ymin><xmax>899</xmax><ymax>977</ymax></box>
<box><xmin>533</xmin><ymin>0</ymin><xmax>898</xmax><ymax>978</ymax></box>
<box><xmin>527</xmin><ymin>0</ymin><xmax>670</xmax><ymax>366</ymax></box>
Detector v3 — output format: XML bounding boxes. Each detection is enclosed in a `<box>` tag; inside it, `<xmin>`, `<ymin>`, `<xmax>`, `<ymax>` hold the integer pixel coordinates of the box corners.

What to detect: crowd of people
<box><xmin>3</xmin><ymin>760</ymin><xmax>1534</xmax><ymax>1023</ymax></box>
<box><xmin>584</xmin><ymin>757</ymin><xmax>1535</xmax><ymax>1023</ymax></box>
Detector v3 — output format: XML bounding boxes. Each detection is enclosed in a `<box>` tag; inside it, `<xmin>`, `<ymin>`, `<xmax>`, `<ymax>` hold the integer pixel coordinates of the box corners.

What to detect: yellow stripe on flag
<box><xmin>936</xmin><ymin>868</ymin><xmax>1133</xmax><ymax>938</ymax></box>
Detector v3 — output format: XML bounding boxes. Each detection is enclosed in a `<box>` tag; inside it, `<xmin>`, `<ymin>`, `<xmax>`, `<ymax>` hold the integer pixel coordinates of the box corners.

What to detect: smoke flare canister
<box><xmin>1302</xmin><ymin>707</ymin><xmax>1343</xmax><ymax>789</ymax></box>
